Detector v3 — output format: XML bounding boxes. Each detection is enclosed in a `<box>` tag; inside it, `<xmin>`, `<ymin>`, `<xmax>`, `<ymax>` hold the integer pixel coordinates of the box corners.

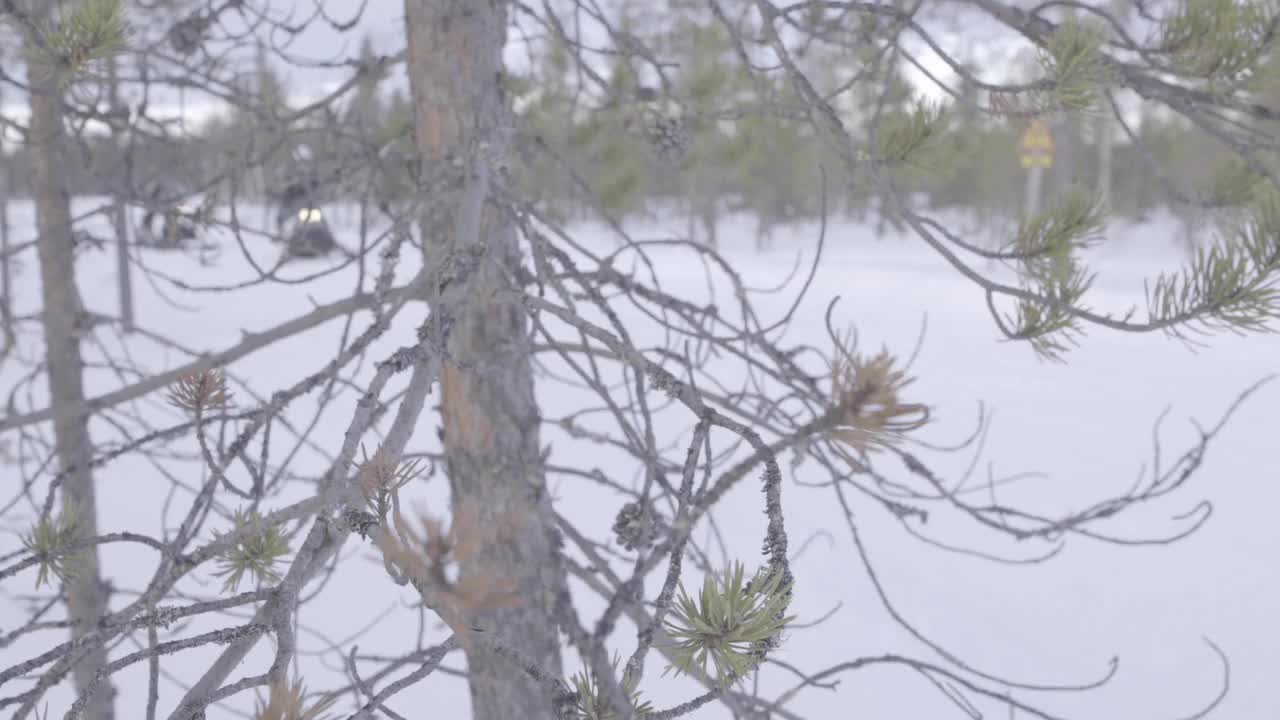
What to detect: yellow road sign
<box><xmin>1019</xmin><ymin>118</ymin><xmax>1054</xmax><ymax>169</ymax></box>
<box><xmin>1020</xmin><ymin>151</ymin><xmax>1052</xmax><ymax>169</ymax></box>
<box><xmin>1021</xmin><ymin>119</ymin><xmax>1054</xmax><ymax>150</ymax></box>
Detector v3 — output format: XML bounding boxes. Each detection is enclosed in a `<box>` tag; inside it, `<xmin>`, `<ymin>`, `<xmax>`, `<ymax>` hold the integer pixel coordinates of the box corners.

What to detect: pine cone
<box><xmin>612</xmin><ymin>501</ymin><xmax>665</xmax><ymax>551</ymax></box>
<box><xmin>643</xmin><ymin>113</ymin><xmax>691</xmax><ymax>162</ymax></box>
<box><xmin>342</xmin><ymin>507</ymin><xmax>379</xmax><ymax>539</ymax></box>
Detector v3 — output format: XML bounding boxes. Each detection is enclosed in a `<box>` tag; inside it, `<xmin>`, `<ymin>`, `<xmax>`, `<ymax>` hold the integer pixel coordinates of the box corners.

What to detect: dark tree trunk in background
<box><xmin>1</xmin><ymin>82</ymin><xmax>13</xmax><ymax>356</ymax></box>
<box><xmin>1051</xmin><ymin>111</ymin><xmax>1081</xmax><ymax>197</ymax></box>
<box><xmin>107</xmin><ymin>55</ymin><xmax>135</xmax><ymax>333</ymax></box>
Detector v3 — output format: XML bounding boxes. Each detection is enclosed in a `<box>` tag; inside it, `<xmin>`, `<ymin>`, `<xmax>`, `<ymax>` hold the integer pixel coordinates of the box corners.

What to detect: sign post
<box><xmin>1020</xmin><ymin>118</ymin><xmax>1054</xmax><ymax>217</ymax></box>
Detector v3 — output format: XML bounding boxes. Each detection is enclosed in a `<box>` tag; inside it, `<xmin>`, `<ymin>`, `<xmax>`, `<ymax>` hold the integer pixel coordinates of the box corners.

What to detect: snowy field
<box><xmin>1</xmin><ymin>198</ymin><xmax>1276</xmax><ymax>719</ymax></box>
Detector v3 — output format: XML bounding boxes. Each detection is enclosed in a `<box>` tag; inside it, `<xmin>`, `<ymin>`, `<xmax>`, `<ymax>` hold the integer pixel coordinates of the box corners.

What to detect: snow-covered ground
<box><xmin>1</xmin><ymin>198</ymin><xmax>1276</xmax><ymax>719</ymax></box>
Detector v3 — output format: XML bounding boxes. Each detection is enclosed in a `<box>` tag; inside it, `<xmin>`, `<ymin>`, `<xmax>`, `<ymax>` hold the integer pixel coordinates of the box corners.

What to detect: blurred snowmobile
<box><xmin>132</xmin><ymin>193</ymin><xmax>221</xmax><ymax>264</ymax></box>
<box><xmin>133</xmin><ymin>175</ymin><xmax>217</xmax><ymax>257</ymax></box>
<box><xmin>273</xmin><ymin>178</ymin><xmax>338</xmax><ymax>259</ymax></box>
<box><xmin>279</xmin><ymin>205</ymin><xmax>337</xmax><ymax>258</ymax></box>
<box><xmin>137</xmin><ymin>204</ymin><xmax>200</xmax><ymax>248</ymax></box>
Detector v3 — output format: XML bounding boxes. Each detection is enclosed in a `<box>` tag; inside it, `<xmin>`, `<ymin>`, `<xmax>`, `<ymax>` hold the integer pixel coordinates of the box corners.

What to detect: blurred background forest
<box><xmin>4</xmin><ymin>6</ymin><xmax>1278</xmax><ymax>253</ymax></box>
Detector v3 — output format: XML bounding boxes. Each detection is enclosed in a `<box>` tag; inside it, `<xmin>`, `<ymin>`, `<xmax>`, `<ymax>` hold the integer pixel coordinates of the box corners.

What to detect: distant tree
<box><xmin>662</xmin><ymin>13</ymin><xmax>754</xmax><ymax>248</ymax></box>
<box><xmin>732</xmin><ymin>106</ymin><xmax>820</xmax><ymax>250</ymax></box>
<box><xmin>567</xmin><ymin>47</ymin><xmax>652</xmax><ymax>220</ymax></box>
<box><xmin>345</xmin><ymin>35</ymin><xmax>387</xmax><ymax>134</ymax></box>
<box><xmin>929</xmin><ymin>62</ymin><xmax>1025</xmax><ymax>232</ymax></box>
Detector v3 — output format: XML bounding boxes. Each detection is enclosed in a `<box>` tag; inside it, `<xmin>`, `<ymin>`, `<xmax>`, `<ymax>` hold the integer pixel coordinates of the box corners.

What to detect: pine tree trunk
<box><xmin>1097</xmin><ymin>111</ymin><xmax>1114</xmax><ymax>213</ymax></box>
<box><xmin>1051</xmin><ymin>111</ymin><xmax>1079</xmax><ymax>197</ymax></box>
<box><xmin>701</xmin><ymin>201</ymin><xmax>718</xmax><ymax>250</ymax></box>
<box><xmin>0</xmin><ymin>90</ymin><xmax>13</xmax><ymax>356</ymax></box>
<box><xmin>1095</xmin><ymin>0</ymin><xmax>1131</xmax><ymax>216</ymax></box>
<box><xmin>23</xmin><ymin>22</ymin><xmax>116</xmax><ymax>720</ymax></box>
<box><xmin>107</xmin><ymin>55</ymin><xmax>135</xmax><ymax>333</ymax></box>
<box><xmin>402</xmin><ymin>2</ymin><xmax>565</xmax><ymax>718</ymax></box>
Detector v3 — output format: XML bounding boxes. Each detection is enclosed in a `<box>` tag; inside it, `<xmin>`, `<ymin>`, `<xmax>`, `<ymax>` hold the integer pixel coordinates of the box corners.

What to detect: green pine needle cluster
<box><xmin>876</xmin><ymin>99</ymin><xmax>950</xmax><ymax>172</ymax></box>
<box><xmin>32</xmin><ymin>0</ymin><xmax>130</xmax><ymax>83</ymax></box>
<box><xmin>662</xmin><ymin>562</ymin><xmax>794</xmax><ymax>687</ymax></box>
<box><xmin>214</xmin><ymin>508</ymin><xmax>291</xmax><ymax>592</ymax></box>
<box><xmin>21</xmin><ymin>500</ymin><xmax>82</xmax><ymax>589</ymax></box>
<box><xmin>1147</xmin><ymin>189</ymin><xmax>1280</xmax><ymax>336</ymax></box>
<box><xmin>1160</xmin><ymin>0</ymin><xmax>1276</xmax><ymax>83</ymax></box>
<box><xmin>1011</xmin><ymin>189</ymin><xmax>1106</xmax><ymax>272</ymax></box>
<box><xmin>568</xmin><ymin>654</ymin><xmax>654</xmax><ymax>720</ymax></box>
<box><xmin>1039</xmin><ymin>18</ymin><xmax>1112</xmax><ymax>113</ymax></box>
<box><xmin>1001</xmin><ymin>190</ymin><xmax>1105</xmax><ymax>359</ymax></box>
<box><xmin>1002</xmin><ymin>277</ymin><xmax>1090</xmax><ymax>360</ymax></box>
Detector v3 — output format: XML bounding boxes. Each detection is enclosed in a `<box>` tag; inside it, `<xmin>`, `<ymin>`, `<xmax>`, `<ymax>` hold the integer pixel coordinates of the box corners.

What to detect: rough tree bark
<box><xmin>22</xmin><ymin>14</ymin><xmax>116</xmax><ymax>720</ymax></box>
<box><xmin>402</xmin><ymin>1</ymin><xmax>565</xmax><ymax>718</ymax></box>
